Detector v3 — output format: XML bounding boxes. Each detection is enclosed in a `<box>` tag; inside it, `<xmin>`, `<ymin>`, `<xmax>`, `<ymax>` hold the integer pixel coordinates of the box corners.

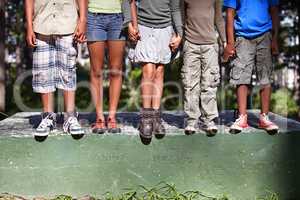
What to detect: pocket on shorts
<box><xmin>210</xmin><ymin>66</ymin><xmax>220</xmax><ymax>87</ymax></box>
<box><xmin>67</xmin><ymin>45</ymin><xmax>77</xmax><ymax>69</ymax></box>
<box><xmin>230</xmin><ymin>62</ymin><xmax>244</xmax><ymax>81</ymax></box>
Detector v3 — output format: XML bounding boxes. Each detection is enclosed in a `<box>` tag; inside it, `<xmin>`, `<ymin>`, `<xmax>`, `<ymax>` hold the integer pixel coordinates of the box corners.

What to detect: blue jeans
<box><xmin>87</xmin><ymin>12</ymin><xmax>126</xmax><ymax>41</ymax></box>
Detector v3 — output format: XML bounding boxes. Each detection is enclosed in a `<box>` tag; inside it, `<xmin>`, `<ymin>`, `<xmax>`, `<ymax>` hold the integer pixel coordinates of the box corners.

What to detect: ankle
<box><xmin>65</xmin><ymin>111</ymin><xmax>78</xmax><ymax>120</ymax></box>
<box><xmin>42</xmin><ymin>112</ymin><xmax>56</xmax><ymax>120</ymax></box>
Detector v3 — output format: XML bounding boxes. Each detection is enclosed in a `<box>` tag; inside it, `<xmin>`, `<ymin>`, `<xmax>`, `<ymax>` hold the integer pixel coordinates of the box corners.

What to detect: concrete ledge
<box><xmin>1</xmin><ymin>110</ymin><xmax>300</xmax><ymax>137</ymax></box>
<box><xmin>0</xmin><ymin>111</ymin><xmax>300</xmax><ymax>199</ymax></box>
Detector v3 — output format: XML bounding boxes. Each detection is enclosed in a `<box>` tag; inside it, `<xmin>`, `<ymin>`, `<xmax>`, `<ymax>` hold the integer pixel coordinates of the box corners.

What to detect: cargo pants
<box><xmin>181</xmin><ymin>40</ymin><xmax>220</xmax><ymax>127</ymax></box>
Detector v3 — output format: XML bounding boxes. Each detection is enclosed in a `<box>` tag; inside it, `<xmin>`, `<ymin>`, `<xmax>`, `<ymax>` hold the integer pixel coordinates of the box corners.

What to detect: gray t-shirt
<box><xmin>122</xmin><ymin>0</ymin><xmax>183</xmax><ymax>36</ymax></box>
<box><xmin>183</xmin><ymin>0</ymin><xmax>226</xmax><ymax>44</ymax></box>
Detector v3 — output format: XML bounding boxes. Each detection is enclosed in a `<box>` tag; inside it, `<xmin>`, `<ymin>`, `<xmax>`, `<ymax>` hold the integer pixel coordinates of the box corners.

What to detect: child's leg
<box><xmin>230</xmin><ymin>37</ymin><xmax>256</xmax><ymax>116</ymax></box>
<box><xmin>256</xmin><ymin>32</ymin><xmax>273</xmax><ymax>114</ymax></box>
<box><xmin>63</xmin><ymin>90</ymin><xmax>75</xmax><ymax>113</ymax></box>
<box><xmin>139</xmin><ymin>63</ymin><xmax>156</xmax><ymax>139</ymax></box>
<box><xmin>255</xmin><ymin>32</ymin><xmax>278</xmax><ymax>132</ymax></box>
<box><xmin>55</xmin><ymin>35</ymin><xmax>83</xmax><ymax>135</ymax></box>
<box><xmin>88</xmin><ymin>42</ymin><xmax>105</xmax><ymax>121</ymax></box>
<box><xmin>141</xmin><ymin>63</ymin><xmax>156</xmax><ymax>108</ymax></box>
<box><xmin>152</xmin><ymin>64</ymin><xmax>166</xmax><ymax>137</ymax></box>
<box><xmin>199</xmin><ymin>44</ymin><xmax>219</xmax><ymax>125</ymax></box>
<box><xmin>260</xmin><ymin>86</ymin><xmax>271</xmax><ymax>114</ymax></box>
<box><xmin>237</xmin><ymin>85</ymin><xmax>249</xmax><ymax>115</ymax></box>
<box><xmin>32</xmin><ymin>35</ymin><xmax>58</xmax><ymax>135</ymax></box>
<box><xmin>152</xmin><ymin>65</ymin><xmax>164</xmax><ymax>109</ymax></box>
<box><xmin>181</xmin><ymin>41</ymin><xmax>201</xmax><ymax>129</ymax></box>
<box><xmin>107</xmin><ymin>40</ymin><xmax>125</xmax><ymax>119</ymax></box>
<box><xmin>41</xmin><ymin>93</ymin><xmax>54</xmax><ymax>113</ymax></box>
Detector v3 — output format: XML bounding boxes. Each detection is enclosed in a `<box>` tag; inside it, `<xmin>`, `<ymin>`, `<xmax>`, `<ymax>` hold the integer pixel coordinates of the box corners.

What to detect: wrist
<box><xmin>78</xmin><ymin>18</ymin><xmax>87</xmax><ymax>23</ymax></box>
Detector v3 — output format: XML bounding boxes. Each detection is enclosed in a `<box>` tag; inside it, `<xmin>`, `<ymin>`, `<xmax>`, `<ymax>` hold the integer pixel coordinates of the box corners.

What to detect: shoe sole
<box><xmin>229</xmin><ymin>128</ymin><xmax>242</xmax><ymax>134</ymax></box>
<box><xmin>154</xmin><ymin>132</ymin><xmax>166</xmax><ymax>139</ymax></box>
<box><xmin>184</xmin><ymin>130</ymin><xmax>196</xmax><ymax>135</ymax></box>
<box><xmin>69</xmin><ymin>130</ymin><xmax>85</xmax><ymax>135</ymax></box>
<box><xmin>34</xmin><ymin>132</ymin><xmax>49</xmax><ymax>137</ymax></box>
<box><xmin>108</xmin><ymin>128</ymin><xmax>121</xmax><ymax>134</ymax></box>
<box><xmin>92</xmin><ymin>128</ymin><xmax>107</xmax><ymax>134</ymax></box>
<box><xmin>258</xmin><ymin>126</ymin><xmax>279</xmax><ymax>135</ymax></box>
<box><xmin>139</xmin><ymin>134</ymin><xmax>152</xmax><ymax>145</ymax></box>
<box><xmin>205</xmin><ymin>129</ymin><xmax>218</xmax><ymax>137</ymax></box>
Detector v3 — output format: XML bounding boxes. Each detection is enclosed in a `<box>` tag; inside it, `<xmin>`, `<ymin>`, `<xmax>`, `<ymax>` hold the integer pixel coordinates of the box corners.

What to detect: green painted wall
<box><xmin>0</xmin><ymin>133</ymin><xmax>299</xmax><ymax>200</ymax></box>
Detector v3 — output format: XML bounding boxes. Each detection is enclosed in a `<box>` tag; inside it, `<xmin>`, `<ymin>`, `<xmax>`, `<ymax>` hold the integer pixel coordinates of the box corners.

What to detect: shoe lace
<box><xmin>261</xmin><ymin>114</ymin><xmax>273</xmax><ymax>125</ymax></box>
<box><xmin>38</xmin><ymin>115</ymin><xmax>54</xmax><ymax>129</ymax></box>
<box><xmin>234</xmin><ymin>115</ymin><xmax>246</xmax><ymax>124</ymax></box>
<box><xmin>63</xmin><ymin>116</ymin><xmax>80</xmax><ymax>132</ymax></box>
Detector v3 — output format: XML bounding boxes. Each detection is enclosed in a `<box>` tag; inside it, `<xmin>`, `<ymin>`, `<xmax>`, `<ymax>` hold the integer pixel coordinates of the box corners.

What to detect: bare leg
<box><xmin>141</xmin><ymin>63</ymin><xmax>156</xmax><ymax>108</ymax></box>
<box><xmin>237</xmin><ymin>84</ymin><xmax>248</xmax><ymax>115</ymax></box>
<box><xmin>41</xmin><ymin>93</ymin><xmax>54</xmax><ymax>113</ymax></box>
<box><xmin>63</xmin><ymin>90</ymin><xmax>75</xmax><ymax>113</ymax></box>
<box><xmin>107</xmin><ymin>40</ymin><xmax>125</xmax><ymax>119</ymax></box>
<box><xmin>152</xmin><ymin>65</ymin><xmax>164</xmax><ymax>109</ymax></box>
<box><xmin>260</xmin><ymin>85</ymin><xmax>271</xmax><ymax>114</ymax></box>
<box><xmin>88</xmin><ymin>41</ymin><xmax>105</xmax><ymax>121</ymax></box>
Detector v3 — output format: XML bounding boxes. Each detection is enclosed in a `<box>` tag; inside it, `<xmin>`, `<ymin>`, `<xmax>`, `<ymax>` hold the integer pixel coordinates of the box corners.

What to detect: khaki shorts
<box><xmin>230</xmin><ymin>32</ymin><xmax>273</xmax><ymax>86</ymax></box>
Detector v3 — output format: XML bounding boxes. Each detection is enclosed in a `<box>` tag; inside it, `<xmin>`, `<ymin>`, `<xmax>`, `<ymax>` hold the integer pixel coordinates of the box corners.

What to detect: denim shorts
<box><xmin>87</xmin><ymin>12</ymin><xmax>126</xmax><ymax>41</ymax></box>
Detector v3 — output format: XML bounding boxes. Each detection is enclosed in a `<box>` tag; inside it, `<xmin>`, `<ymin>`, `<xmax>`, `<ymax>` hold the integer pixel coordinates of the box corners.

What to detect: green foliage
<box><xmin>0</xmin><ymin>184</ymin><xmax>282</xmax><ymax>200</ymax></box>
<box><xmin>252</xmin><ymin>87</ymin><xmax>299</xmax><ymax>117</ymax></box>
<box><xmin>270</xmin><ymin>88</ymin><xmax>299</xmax><ymax>117</ymax></box>
<box><xmin>256</xmin><ymin>191</ymin><xmax>279</xmax><ymax>200</ymax></box>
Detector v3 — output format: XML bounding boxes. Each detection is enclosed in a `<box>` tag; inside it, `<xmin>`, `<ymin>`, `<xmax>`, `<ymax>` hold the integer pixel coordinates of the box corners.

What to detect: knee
<box><xmin>142</xmin><ymin>68</ymin><xmax>155</xmax><ymax>81</ymax></box>
<box><xmin>155</xmin><ymin>67</ymin><xmax>164</xmax><ymax>79</ymax></box>
<box><xmin>91</xmin><ymin>68</ymin><xmax>103</xmax><ymax>79</ymax></box>
<box><xmin>109</xmin><ymin>67</ymin><xmax>123</xmax><ymax>79</ymax></box>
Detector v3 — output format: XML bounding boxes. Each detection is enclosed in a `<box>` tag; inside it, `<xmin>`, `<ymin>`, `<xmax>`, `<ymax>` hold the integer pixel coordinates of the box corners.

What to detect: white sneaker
<box><xmin>184</xmin><ymin>125</ymin><xmax>197</xmax><ymax>135</ymax></box>
<box><xmin>203</xmin><ymin>121</ymin><xmax>218</xmax><ymax>136</ymax></box>
<box><xmin>230</xmin><ymin>114</ymin><xmax>249</xmax><ymax>134</ymax></box>
<box><xmin>35</xmin><ymin>113</ymin><xmax>56</xmax><ymax>137</ymax></box>
<box><xmin>63</xmin><ymin>116</ymin><xmax>84</xmax><ymax>135</ymax></box>
<box><xmin>258</xmin><ymin>113</ymin><xmax>279</xmax><ymax>135</ymax></box>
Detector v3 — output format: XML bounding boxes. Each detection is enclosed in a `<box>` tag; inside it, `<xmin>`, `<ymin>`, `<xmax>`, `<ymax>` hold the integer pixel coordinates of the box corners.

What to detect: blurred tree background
<box><xmin>0</xmin><ymin>0</ymin><xmax>299</xmax><ymax>121</ymax></box>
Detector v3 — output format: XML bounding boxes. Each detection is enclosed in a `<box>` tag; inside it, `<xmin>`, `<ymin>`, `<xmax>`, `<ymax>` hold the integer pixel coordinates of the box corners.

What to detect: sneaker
<box><xmin>35</xmin><ymin>112</ymin><xmax>56</xmax><ymax>137</ymax></box>
<box><xmin>229</xmin><ymin>114</ymin><xmax>248</xmax><ymax>134</ymax></box>
<box><xmin>63</xmin><ymin>116</ymin><xmax>84</xmax><ymax>135</ymax></box>
<box><xmin>184</xmin><ymin>124</ymin><xmax>197</xmax><ymax>135</ymax></box>
<box><xmin>203</xmin><ymin>121</ymin><xmax>218</xmax><ymax>137</ymax></box>
<box><xmin>258</xmin><ymin>113</ymin><xmax>279</xmax><ymax>135</ymax></box>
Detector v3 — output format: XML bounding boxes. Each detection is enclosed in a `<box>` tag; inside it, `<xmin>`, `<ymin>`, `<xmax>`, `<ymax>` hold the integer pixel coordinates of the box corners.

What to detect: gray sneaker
<box><xmin>63</xmin><ymin>116</ymin><xmax>84</xmax><ymax>135</ymax></box>
<box><xmin>35</xmin><ymin>112</ymin><xmax>56</xmax><ymax>137</ymax></box>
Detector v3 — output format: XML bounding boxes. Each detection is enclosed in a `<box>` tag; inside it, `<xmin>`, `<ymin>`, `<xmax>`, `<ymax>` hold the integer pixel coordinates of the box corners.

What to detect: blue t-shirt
<box><xmin>223</xmin><ymin>0</ymin><xmax>279</xmax><ymax>38</ymax></box>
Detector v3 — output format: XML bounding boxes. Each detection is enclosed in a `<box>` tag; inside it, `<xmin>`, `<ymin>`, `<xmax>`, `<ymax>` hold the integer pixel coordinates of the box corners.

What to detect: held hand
<box><xmin>26</xmin><ymin>28</ymin><xmax>37</xmax><ymax>48</ymax></box>
<box><xmin>128</xmin><ymin>22</ymin><xmax>140</xmax><ymax>42</ymax></box>
<box><xmin>74</xmin><ymin>20</ymin><xmax>87</xmax><ymax>43</ymax></box>
<box><xmin>169</xmin><ymin>34</ymin><xmax>182</xmax><ymax>52</ymax></box>
<box><xmin>271</xmin><ymin>37</ymin><xmax>279</xmax><ymax>56</ymax></box>
<box><xmin>223</xmin><ymin>43</ymin><xmax>236</xmax><ymax>62</ymax></box>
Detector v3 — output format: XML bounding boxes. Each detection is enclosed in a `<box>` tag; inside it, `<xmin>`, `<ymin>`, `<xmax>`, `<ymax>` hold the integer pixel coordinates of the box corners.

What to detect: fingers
<box><xmin>271</xmin><ymin>44</ymin><xmax>279</xmax><ymax>56</ymax></box>
<box><xmin>27</xmin><ymin>33</ymin><xmax>37</xmax><ymax>48</ymax></box>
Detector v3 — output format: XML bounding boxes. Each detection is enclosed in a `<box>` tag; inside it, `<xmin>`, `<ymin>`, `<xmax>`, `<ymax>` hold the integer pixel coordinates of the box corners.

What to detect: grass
<box><xmin>0</xmin><ymin>183</ymin><xmax>280</xmax><ymax>200</ymax></box>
